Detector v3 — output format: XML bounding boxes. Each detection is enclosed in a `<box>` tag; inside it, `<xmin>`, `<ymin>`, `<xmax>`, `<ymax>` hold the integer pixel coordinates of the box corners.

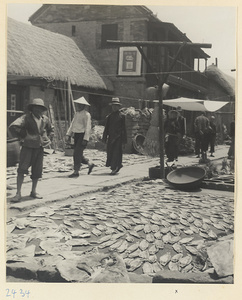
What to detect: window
<box><xmin>101</xmin><ymin>24</ymin><xmax>118</xmax><ymax>48</ymax></box>
<box><xmin>72</xmin><ymin>25</ymin><xmax>76</xmax><ymax>36</ymax></box>
<box><xmin>10</xmin><ymin>94</ymin><xmax>16</xmax><ymax>116</ymax></box>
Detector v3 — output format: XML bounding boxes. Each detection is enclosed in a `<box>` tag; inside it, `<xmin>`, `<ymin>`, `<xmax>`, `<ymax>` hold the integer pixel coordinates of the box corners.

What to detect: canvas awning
<box><xmin>162</xmin><ymin>97</ymin><xmax>228</xmax><ymax>112</ymax></box>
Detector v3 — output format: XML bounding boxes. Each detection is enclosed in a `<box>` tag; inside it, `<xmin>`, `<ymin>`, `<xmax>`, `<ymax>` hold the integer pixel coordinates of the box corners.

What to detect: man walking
<box><xmin>66</xmin><ymin>97</ymin><xmax>94</xmax><ymax>178</ymax></box>
<box><xmin>194</xmin><ymin>112</ymin><xmax>210</xmax><ymax>160</ymax></box>
<box><xmin>9</xmin><ymin>98</ymin><xmax>54</xmax><ymax>202</ymax></box>
<box><xmin>102</xmin><ymin>98</ymin><xmax>127</xmax><ymax>175</ymax></box>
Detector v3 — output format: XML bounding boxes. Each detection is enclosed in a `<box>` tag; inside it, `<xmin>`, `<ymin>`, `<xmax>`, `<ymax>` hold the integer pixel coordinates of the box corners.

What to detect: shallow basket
<box><xmin>166</xmin><ymin>166</ymin><xmax>206</xmax><ymax>190</ymax></box>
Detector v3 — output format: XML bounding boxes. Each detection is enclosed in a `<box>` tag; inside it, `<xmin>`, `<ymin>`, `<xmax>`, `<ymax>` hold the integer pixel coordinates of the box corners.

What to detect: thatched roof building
<box><xmin>205</xmin><ymin>64</ymin><xmax>235</xmax><ymax>97</ymax></box>
<box><xmin>7</xmin><ymin>17</ymin><xmax>113</xmax><ymax>91</ymax></box>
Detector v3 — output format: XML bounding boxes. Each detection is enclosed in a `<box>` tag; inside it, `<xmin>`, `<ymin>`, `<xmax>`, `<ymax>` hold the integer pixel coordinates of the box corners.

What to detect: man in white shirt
<box><xmin>66</xmin><ymin>97</ymin><xmax>94</xmax><ymax>177</ymax></box>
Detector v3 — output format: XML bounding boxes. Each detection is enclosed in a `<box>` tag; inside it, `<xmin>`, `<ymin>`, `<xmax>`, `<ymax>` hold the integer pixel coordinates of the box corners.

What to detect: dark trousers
<box><xmin>209</xmin><ymin>135</ymin><xmax>216</xmax><ymax>153</ymax></box>
<box><xmin>73</xmin><ymin>133</ymin><xmax>89</xmax><ymax>171</ymax></box>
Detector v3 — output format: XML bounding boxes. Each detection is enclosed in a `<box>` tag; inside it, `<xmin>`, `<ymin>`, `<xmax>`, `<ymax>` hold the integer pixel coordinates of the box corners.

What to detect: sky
<box><xmin>7</xmin><ymin>3</ymin><xmax>236</xmax><ymax>77</ymax></box>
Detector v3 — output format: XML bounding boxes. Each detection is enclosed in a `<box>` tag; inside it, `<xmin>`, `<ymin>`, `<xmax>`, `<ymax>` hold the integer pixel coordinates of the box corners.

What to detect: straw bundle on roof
<box><xmin>7</xmin><ymin>17</ymin><xmax>111</xmax><ymax>90</ymax></box>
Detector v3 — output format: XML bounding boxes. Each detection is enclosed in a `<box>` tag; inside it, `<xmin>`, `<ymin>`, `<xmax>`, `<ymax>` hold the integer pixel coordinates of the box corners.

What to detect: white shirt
<box><xmin>67</xmin><ymin>110</ymin><xmax>91</xmax><ymax>141</ymax></box>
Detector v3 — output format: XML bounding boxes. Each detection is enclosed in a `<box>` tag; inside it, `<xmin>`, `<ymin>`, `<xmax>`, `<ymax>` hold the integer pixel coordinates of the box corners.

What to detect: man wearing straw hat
<box><xmin>66</xmin><ymin>96</ymin><xmax>94</xmax><ymax>178</ymax></box>
<box><xmin>9</xmin><ymin>98</ymin><xmax>54</xmax><ymax>202</ymax></box>
<box><xmin>102</xmin><ymin>97</ymin><xmax>127</xmax><ymax>175</ymax></box>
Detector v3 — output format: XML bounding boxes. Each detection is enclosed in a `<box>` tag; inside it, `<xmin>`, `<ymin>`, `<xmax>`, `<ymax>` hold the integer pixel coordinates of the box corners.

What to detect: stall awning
<box><xmin>163</xmin><ymin>97</ymin><xmax>228</xmax><ymax>112</ymax></box>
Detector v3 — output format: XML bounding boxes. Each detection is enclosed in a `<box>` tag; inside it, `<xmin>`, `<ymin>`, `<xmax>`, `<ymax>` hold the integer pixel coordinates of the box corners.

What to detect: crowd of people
<box><xmin>8</xmin><ymin>96</ymin><xmax>234</xmax><ymax>202</ymax></box>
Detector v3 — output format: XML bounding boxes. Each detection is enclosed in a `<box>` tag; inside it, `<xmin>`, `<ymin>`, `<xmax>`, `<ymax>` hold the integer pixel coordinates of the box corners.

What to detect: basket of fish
<box><xmin>166</xmin><ymin>166</ymin><xmax>206</xmax><ymax>190</ymax></box>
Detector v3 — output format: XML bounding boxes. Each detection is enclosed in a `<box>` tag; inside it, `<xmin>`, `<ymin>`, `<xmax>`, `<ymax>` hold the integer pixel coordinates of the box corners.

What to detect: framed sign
<box><xmin>118</xmin><ymin>47</ymin><xmax>142</xmax><ymax>76</ymax></box>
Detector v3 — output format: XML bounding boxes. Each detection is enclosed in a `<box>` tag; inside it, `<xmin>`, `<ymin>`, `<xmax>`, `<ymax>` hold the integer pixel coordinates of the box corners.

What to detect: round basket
<box><xmin>132</xmin><ymin>134</ymin><xmax>145</xmax><ymax>154</ymax></box>
<box><xmin>166</xmin><ymin>166</ymin><xmax>206</xmax><ymax>190</ymax></box>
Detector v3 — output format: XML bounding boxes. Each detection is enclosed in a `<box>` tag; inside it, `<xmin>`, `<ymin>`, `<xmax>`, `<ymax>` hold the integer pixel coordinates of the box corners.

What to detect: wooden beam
<box><xmin>107</xmin><ymin>40</ymin><xmax>212</xmax><ymax>48</ymax></box>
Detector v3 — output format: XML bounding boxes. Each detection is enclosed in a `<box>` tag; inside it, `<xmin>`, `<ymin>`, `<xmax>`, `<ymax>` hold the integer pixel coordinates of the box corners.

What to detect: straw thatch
<box><xmin>205</xmin><ymin>64</ymin><xmax>235</xmax><ymax>96</ymax></box>
<box><xmin>7</xmin><ymin>17</ymin><xmax>111</xmax><ymax>90</ymax></box>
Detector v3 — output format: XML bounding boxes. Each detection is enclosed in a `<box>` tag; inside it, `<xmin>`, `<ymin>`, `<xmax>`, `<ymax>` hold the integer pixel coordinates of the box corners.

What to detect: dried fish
<box><xmin>91</xmin><ymin>228</ymin><xmax>102</xmax><ymax>237</ymax></box>
<box><xmin>213</xmin><ymin>222</ymin><xmax>225</xmax><ymax>230</ymax></box>
<box><xmin>185</xmin><ymin>245</ymin><xmax>199</xmax><ymax>255</ymax></box>
<box><xmin>111</xmin><ymin>232</ymin><xmax>125</xmax><ymax>241</ymax></box>
<box><xmin>120</xmin><ymin>220</ymin><xmax>131</xmax><ymax>230</ymax></box>
<box><xmin>183</xmin><ymin>229</ymin><xmax>195</xmax><ymax>235</ymax></box>
<box><xmin>133</xmin><ymin>225</ymin><xmax>144</xmax><ymax>232</ymax></box>
<box><xmin>199</xmin><ymin>231</ymin><xmax>210</xmax><ymax>239</ymax></box>
<box><xmin>194</xmin><ymin>219</ymin><xmax>203</xmax><ymax>228</ymax></box>
<box><xmin>181</xmin><ymin>263</ymin><xmax>193</xmax><ymax>273</ymax></box>
<box><xmin>179</xmin><ymin>237</ymin><xmax>194</xmax><ymax>244</ymax></box>
<box><xmin>179</xmin><ymin>255</ymin><xmax>192</xmax><ymax>268</ymax></box>
<box><xmin>170</xmin><ymin>225</ymin><xmax>181</xmax><ymax>236</ymax></box>
<box><xmin>159</xmin><ymin>252</ymin><xmax>172</xmax><ymax>266</ymax></box>
<box><xmin>208</xmin><ymin>229</ymin><xmax>218</xmax><ymax>239</ymax></box>
<box><xmin>128</xmin><ymin>258</ymin><xmax>143</xmax><ymax>272</ymax></box>
<box><xmin>129</xmin><ymin>230</ymin><xmax>141</xmax><ymax>239</ymax></box>
<box><xmin>139</xmin><ymin>250</ymin><xmax>149</xmax><ymax>260</ymax></box>
<box><xmin>98</xmin><ymin>239</ymin><xmax>117</xmax><ymax>249</ymax></box>
<box><xmin>151</xmin><ymin>224</ymin><xmax>160</xmax><ymax>233</ymax></box>
<box><xmin>154</xmin><ymin>239</ymin><xmax>164</xmax><ymax>250</ymax></box>
<box><xmin>191</xmin><ymin>212</ymin><xmax>202</xmax><ymax>219</ymax></box>
<box><xmin>127</xmin><ymin>242</ymin><xmax>140</xmax><ymax>254</ymax></box>
<box><xmin>172</xmin><ymin>243</ymin><xmax>183</xmax><ymax>253</ymax></box>
<box><xmin>99</xmin><ymin>235</ymin><xmax>112</xmax><ymax>244</ymax></box>
<box><xmin>146</xmin><ymin>233</ymin><xmax>155</xmax><ymax>243</ymax></box>
<box><xmin>139</xmin><ymin>239</ymin><xmax>149</xmax><ymax>251</ymax></box>
<box><xmin>169</xmin><ymin>235</ymin><xmax>181</xmax><ymax>245</ymax></box>
<box><xmin>66</xmin><ymin>239</ymin><xmax>90</xmax><ymax>247</ymax></box>
<box><xmin>187</xmin><ymin>215</ymin><xmax>195</xmax><ymax>223</ymax></box>
<box><xmin>78</xmin><ymin>221</ymin><xmax>90</xmax><ymax>230</ymax></box>
<box><xmin>125</xmin><ymin>234</ymin><xmax>134</xmax><ymax>243</ymax></box>
<box><xmin>160</xmin><ymin>227</ymin><xmax>170</xmax><ymax>234</ymax></box>
<box><xmin>154</xmin><ymin>232</ymin><xmax>162</xmax><ymax>240</ymax></box>
<box><xmin>179</xmin><ymin>218</ymin><xmax>190</xmax><ymax>227</ymax></box>
<box><xmin>96</xmin><ymin>224</ymin><xmax>106</xmax><ymax>232</ymax></box>
<box><xmin>171</xmin><ymin>253</ymin><xmax>183</xmax><ymax>263</ymax></box>
<box><xmin>148</xmin><ymin>254</ymin><xmax>157</xmax><ymax>263</ymax></box>
<box><xmin>144</xmin><ymin>224</ymin><xmax>152</xmax><ymax>234</ymax></box>
<box><xmin>117</xmin><ymin>240</ymin><xmax>129</xmax><ymax>253</ymax></box>
<box><xmin>168</xmin><ymin>261</ymin><xmax>180</xmax><ymax>271</ymax></box>
<box><xmin>187</xmin><ymin>239</ymin><xmax>204</xmax><ymax>247</ymax></box>
<box><xmin>142</xmin><ymin>262</ymin><xmax>154</xmax><ymax>275</ymax></box>
<box><xmin>110</xmin><ymin>239</ymin><xmax>124</xmax><ymax>251</ymax></box>
<box><xmin>169</xmin><ymin>212</ymin><xmax>178</xmax><ymax>220</ymax></box>
<box><xmin>161</xmin><ymin>220</ymin><xmax>170</xmax><ymax>227</ymax></box>
<box><xmin>129</xmin><ymin>248</ymin><xmax>142</xmax><ymax>258</ymax></box>
<box><xmin>190</xmin><ymin>225</ymin><xmax>199</xmax><ymax>234</ymax></box>
<box><xmin>152</xmin><ymin>262</ymin><xmax>163</xmax><ymax>273</ymax></box>
<box><xmin>162</xmin><ymin>233</ymin><xmax>172</xmax><ymax>244</ymax></box>
<box><xmin>148</xmin><ymin>244</ymin><xmax>158</xmax><ymax>255</ymax></box>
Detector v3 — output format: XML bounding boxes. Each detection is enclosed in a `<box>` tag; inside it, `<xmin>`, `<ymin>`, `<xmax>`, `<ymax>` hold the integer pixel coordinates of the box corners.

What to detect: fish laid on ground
<box><xmin>154</xmin><ymin>232</ymin><xmax>162</xmax><ymax>240</ymax></box>
<box><xmin>169</xmin><ymin>212</ymin><xmax>178</xmax><ymax>220</ymax></box>
<box><xmin>111</xmin><ymin>232</ymin><xmax>125</xmax><ymax>241</ymax></box>
<box><xmin>170</xmin><ymin>225</ymin><xmax>181</xmax><ymax>236</ymax></box>
<box><xmin>150</xmin><ymin>219</ymin><xmax>161</xmax><ymax>226</ymax></box>
<box><xmin>152</xmin><ymin>262</ymin><xmax>163</xmax><ymax>273</ymax></box>
<box><xmin>66</xmin><ymin>238</ymin><xmax>90</xmax><ymax>247</ymax></box>
<box><xmin>148</xmin><ymin>244</ymin><xmax>158</xmax><ymax>255</ymax></box>
<box><xmin>129</xmin><ymin>230</ymin><xmax>141</xmax><ymax>239</ymax></box>
<box><xmin>191</xmin><ymin>212</ymin><xmax>202</xmax><ymax>219</ymax></box>
<box><xmin>179</xmin><ymin>237</ymin><xmax>194</xmax><ymax>244</ymax></box>
<box><xmin>171</xmin><ymin>253</ymin><xmax>183</xmax><ymax>263</ymax></box>
<box><xmin>179</xmin><ymin>255</ymin><xmax>192</xmax><ymax>268</ymax></box>
<box><xmin>129</xmin><ymin>248</ymin><xmax>142</xmax><ymax>258</ymax></box>
<box><xmin>187</xmin><ymin>216</ymin><xmax>195</xmax><ymax>223</ymax></box>
<box><xmin>152</xmin><ymin>213</ymin><xmax>161</xmax><ymax>222</ymax></box>
<box><xmin>125</xmin><ymin>234</ymin><xmax>134</xmax><ymax>243</ymax></box>
<box><xmin>161</xmin><ymin>220</ymin><xmax>171</xmax><ymax>228</ymax></box>
<box><xmin>139</xmin><ymin>250</ymin><xmax>149</xmax><ymax>260</ymax></box>
<box><xmin>133</xmin><ymin>225</ymin><xmax>144</xmax><ymax>232</ymax></box>
<box><xmin>148</xmin><ymin>254</ymin><xmax>157</xmax><ymax>263</ymax></box>
<box><xmin>131</xmin><ymin>217</ymin><xmax>142</xmax><ymax>225</ymax></box>
<box><xmin>172</xmin><ymin>243</ymin><xmax>183</xmax><ymax>253</ymax></box>
<box><xmin>98</xmin><ymin>239</ymin><xmax>118</xmax><ymax>249</ymax></box>
<box><xmin>169</xmin><ymin>235</ymin><xmax>181</xmax><ymax>245</ymax></box>
<box><xmin>183</xmin><ymin>229</ymin><xmax>194</xmax><ymax>235</ymax></box>
<box><xmin>180</xmin><ymin>218</ymin><xmax>190</xmax><ymax>227</ymax></box>
<box><xmin>126</xmin><ymin>242</ymin><xmax>140</xmax><ymax>254</ymax></box>
<box><xmin>146</xmin><ymin>233</ymin><xmax>155</xmax><ymax>243</ymax></box>
<box><xmin>91</xmin><ymin>228</ymin><xmax>102</xmax><ymax>237</ymax></box>
<box><xmin>96</xmin><ymin>224</ymin><xmax>106</xmax><ymax>232</ymax></box>
<box><xmin>187</xmin><ymin>239</ymin><xmax>204</xmax><ymax>247</ymax></box>
<box><xmin>144</xmin><ymin>224</ymin><xmax>152</xmax><ymax>234</ymax></box>
<box><xmin>120</xmin><ymin>220</ymin><xmax>131</xmax><ymax>230</ymax></box>
<box><xmin>78</xmin><ymin>221</ymin><xmax>90</xmax><ymax>229</ymax></box>
<box><xmin>160</xmin><ymin>226</ymin><xmax>170</xmax><ymax>234</ymax></box>
<box><xmin>201</xmin><ymin>223</ymin><xmax>210</xmax><ymax>232</ymax></box>
<box><xmin>162</xmin><ymin>232</ymin><xmax>172</xmax><ymax>244</ymax></box>
<box><xmin>190</xmin><ymin>225</ymin><xmax>199</xmax><ymax>234</ymax></box>
<box><xmin>139</xmin><ymin>239</ymin><xmax>149</xmax><ymax>251</ymax></box>
<box><xmin>199</xmin><ymin>231</ymin><xmax>210</xmax><ymax>239</ymax></box>
<box><xmin>194</xmin><ymin>219</ymin><xmax>203</xmax><ymax>228</ymax></box>
<box><xmin>110</xmin><ymin>239</ymin><xmax>124</xmax><ymax>251</ymax></box>
<box><xmin>116</xmin><ymin>224</ymin><xmax>126</xmax><ymax>232</ymax></box>
<box><xmin>208</xmin><ymin>229</ymin><xmax>218</xmax><ymax>239</ymax></box>
<box><xmin>185</xmin><ymin>245</ymin><xmax>199</xmax><ymax>255</ymax></box>
<box><xmin>212</xmin><ymin>222</ymin><xmax>225</xmax><ymax>230</ymax></box>
<box><xmin>159</xmin><ymin>252</ymin><xmax>172</xmax><ymax>266</ymax></box>
<box><xmin>154</xmin><ymin>239</ymin><xmax>164</xmax><ymax>250</ymax></box>
<box><xmin>151</xmin><ymin>224</ymin><xmax>160</xmax><ymax>233</ymax></box>
<box><xmin>181</xmin><ymin>263</ymin><xmax>194</xmax><ymax>273</ymax></box>
<box><xmin>168</xmin><ymin>261</ymin><xmax>180</xmax><ymax>271</ymax></box>
<box><xmin>117</xmin><ymin>240</ymin><xmax>129</xmax><ymax>253</ymax></box>
<box><xmin>99</xmin><ymin>235</ymin><xmax>112</xmax><ymax>244</ymax></box>
<box><xmin>128</xmin><ymin>258</ymin><xmax>143</xmax><ymax>272</ymax></box>
<box><xmin>142</xmin><ymin>262</ymin><xmax>154</xmax><ymax>275</ymax></box>
<box><xmin>105</xmin><ymin>227</ymin><xmax>117</xmax><ymax>235</ymax></box>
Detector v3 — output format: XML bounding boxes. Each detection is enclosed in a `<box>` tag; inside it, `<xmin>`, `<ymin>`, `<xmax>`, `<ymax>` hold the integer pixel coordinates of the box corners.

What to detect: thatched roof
<box><xmin>7</xmin><ymin>17</ymin><xmax>112</xmax><ymax>91</ymax></box>
<box><xmin>205</xmin><ymin>64</ymin><xmax>235</xmax><ymax>96</ymax></box>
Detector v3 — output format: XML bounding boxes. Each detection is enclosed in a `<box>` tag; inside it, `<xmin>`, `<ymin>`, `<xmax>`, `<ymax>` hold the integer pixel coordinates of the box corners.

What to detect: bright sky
<box><xmin>7</xmin><ymin>3</ymin><xmax>236</xmax><ymax>77</ymax></box>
